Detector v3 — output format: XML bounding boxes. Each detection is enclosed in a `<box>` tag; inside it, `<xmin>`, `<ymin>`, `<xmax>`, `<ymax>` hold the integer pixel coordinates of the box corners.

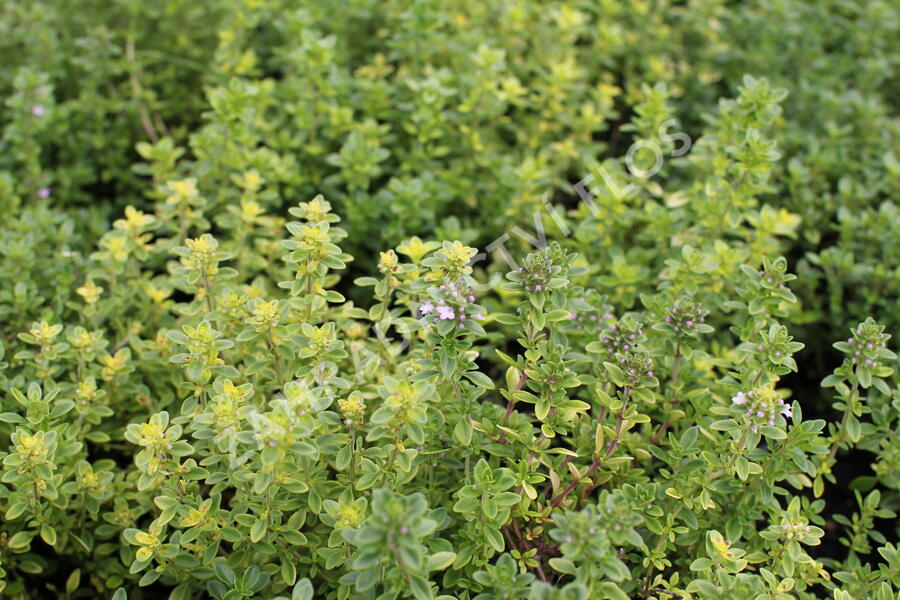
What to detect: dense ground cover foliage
<box><xmin>0</xmin><ymin>1</ymin><xmax>898</xmax><ymax>599</ymax></box>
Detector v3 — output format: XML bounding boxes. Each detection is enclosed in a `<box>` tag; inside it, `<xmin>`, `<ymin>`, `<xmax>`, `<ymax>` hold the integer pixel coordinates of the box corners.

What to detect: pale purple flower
<box><xmin>732</xmin><ymin>392</ymin><xmax>747</xmax><ymax>405</ymax></box>
<box><xmin>781</xmin><ymin>405</ymin><xmax>792</xmax><ymax>418</ymax></box>
<box><xmin>436</xmin><ymin>305</ymin><xmax>455</xmax><ymax>320</ymax></box>
<box><xmin>419</xmin><ymin>301</ymin><xmax>434</xmax><ymax>315</ymax></box>
<box><xmin>31</xmin><ymin>104</ymin><xmax>45</xmax><ymax>116</ymax></box>
<box><xmin>37</xmin><ymin>187</ymin><xmax>50</xmax><ymax>198</ymax></box>
<box><xmin>473</xmin><ymin>313</ymin><xmax>485</xmax><ymax>321</ymax></box>
<box><xmin>535</xmin><ymin>284</ymin><xmax>542</xmax><ymax>291</ymax></box>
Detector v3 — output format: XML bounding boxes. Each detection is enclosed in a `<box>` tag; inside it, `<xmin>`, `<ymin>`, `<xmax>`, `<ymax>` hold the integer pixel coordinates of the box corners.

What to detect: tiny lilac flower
<box><xmin>535</xmin><ymin>284</ymin><xmax>542</xmax><ymax>291</ymax></box>
<box><xmin>437</xmin><ymin>305</ymin><xmax>455</xmax><ymax>320</ymax></box>
<box><xmin>647</xmin><ymin>371</ymin><xmax>653</xmax><ymax>377</ymax></box>
<box><xmin>31</xmin><ymin>104</ymin><xmax>45</xmax><ymax>116</ymax></box>
<box><xmin>781</xmin><ymin>405</ymin><xmax>792</xmax><ymax>418</ymax></box>
<box><xmin>439</xmin><ymin>285</ymin><xmax>446</xmax><ymax>290</ymax></box>
<box><xmin>419</xmin><ymin>301</ymin><xmax>434</xmax><ymax>315</ymax></box>
<box><xmin>732</xmin><ymin>392</ymin><xmax>747</xmax><ymax>405</ymax></box>
<box><xmin>686</xmin><ymin>320</ymin><xmax>693</xmax><ymax>326</ymax></box>
<box><xmin>469</xmin><ymin>295</ymin><xmax>475</xmax><ymax>302</ymax></box>
<box><xmin>757</xmin><ymin>411</ymin><xmax>765</xmax><ymax>418</ymax></box>
<box><xmin>37</xmin><ymin>187</ymin><xmax>51</xmax><ymax>198</ymax></box>
<box><xmin>400</xmin><ymin>526</ymin><xmax>409</xmax><ymax>534</ymax></box>
<box><xmin>458</xmin><ymin>324</ymin><xmax>464</xmax><ymax>329</ymax></box>
<box><xmin>473</xmin><ymin>313</ymin><xmax>485</xmax><ymax>320</ymax></box>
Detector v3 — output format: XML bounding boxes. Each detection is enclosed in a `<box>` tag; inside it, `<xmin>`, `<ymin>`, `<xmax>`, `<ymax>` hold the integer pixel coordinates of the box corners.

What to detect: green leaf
<box><xmin>292</xmin><ymin>579</ymin><xmax>314</xmax><ymax>600</ymax></box>
<box><xmin>250</xmin><ymin>519</ymin><xmax>267</xmax><ymax>543</ymax></box>
<box><xmin>427</xmin><ymin>552</ymin><xmax>457</xmax><ymax>572</ymax></box>
<box><xmin>462</xmin><ymin>370</ymin><xmax>495</xmax><ymax>389</ymax></box>
<box><xmin>548</xmin><ymin>558</ymin><xmax>576</xmax><ymax>574</ymax></box>
<box><xmin>596</xmin><ymin>582</ymin><xmax>630</xmax><ymax>600</ymax></box>
<box><xmin>759</xmin><ymin>426</ymin><xmax>786</xmax><ymax>440</ymax></box>
<box><xmin>484</xmin><ymin>527</ymin><xmax>505</xmax><ymax>553</ymax></box>
<box><xmin>66</xmin><ymin>569</ymin><xmax>81</xmax><ymax>594</ymax></box>
<box><xmin>40</xmin><ymin>524</ymin><xmax>58</xmax><ymax>546</ymax></box>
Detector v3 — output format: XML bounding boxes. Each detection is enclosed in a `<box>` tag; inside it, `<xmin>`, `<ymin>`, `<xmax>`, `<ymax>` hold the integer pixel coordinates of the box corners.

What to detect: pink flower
<box><xmin>781</xmin><ymin>405</ymin><xmax>792</xmax><ymax>418</ymax></box>
<box><xmin>37</xmin><ymin>187</ymin><xmax>51</xmax><ymax>198</ymax></box>
<box><xmin>31</xmin><ymin>105</ymin><xmax>45</xmax><ymax>117</ymax></box>
<box><xmin>419</xmin><ymin>301</ymin><xmax>434</xmax><ymax>315</ymax></box>
<box><xmin>732</xmin><ymin>392</ymin><xmax>747</xmax><ymax>405</ymax></box>
<box><xmin>436</xmin><ymin>305</ymin><xmax>455</xmax><ymax>320</ymax></box>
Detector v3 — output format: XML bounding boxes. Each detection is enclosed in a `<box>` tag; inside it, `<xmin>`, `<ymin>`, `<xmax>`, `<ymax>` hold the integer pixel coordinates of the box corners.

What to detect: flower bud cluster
<box><xmin>418</xmin><ymin>278</ymin><xmax>486</xmax><ymax>330</ymax></box>
<box><xmin>663</xmin><ymin>296</ymin><xmax>708</xmax><ymax>338</ymax></box>
<box><xmin>566</xmin><ymin>307</ymin><xmax>615</xmax><ymax>334</ymax></box>
<box><xmin>339</xmin><ymin>391</ymin><xmax>366</xmax><ymax>427</ymax></box>
<box><xmin>838</xmin><ymin>318</ymin><xmax>890</xmax><ymax>367</ymax></box>
<box><xmin>732</xmin><ymin>385</ymin><xmax>791</xmax><ymax>433</ymax></box>
<box><xmin>595</xmin><ymin>316</ymin><xmax>645</xmax><ymax>359</ymax></box>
